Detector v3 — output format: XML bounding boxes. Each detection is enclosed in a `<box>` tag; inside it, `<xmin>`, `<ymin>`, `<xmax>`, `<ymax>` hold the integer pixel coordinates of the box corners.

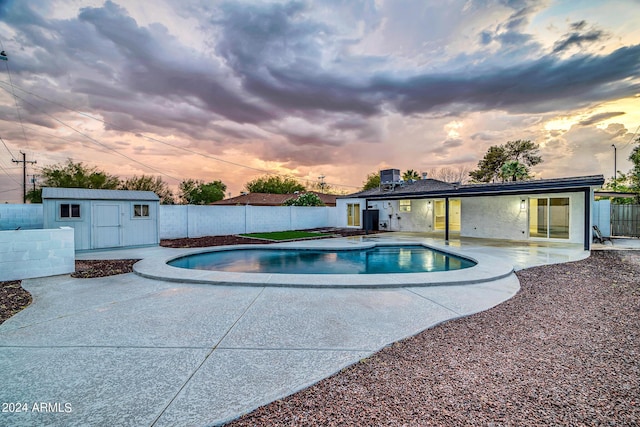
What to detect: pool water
<box><xmin>168</xmin><ymin>245</ymin><xmax>476</xmax><ymax>274</ymax></box>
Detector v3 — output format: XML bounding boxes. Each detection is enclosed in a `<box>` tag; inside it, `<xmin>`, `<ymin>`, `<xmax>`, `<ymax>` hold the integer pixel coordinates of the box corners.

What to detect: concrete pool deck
<box><xmin>134</xmin><ymin>238</ymin><xmax>516</xmax><ymax>288</ymax></box>
<box><xmin>0</xmin><ymin>234</ymin><xmax>589</xmax><ymax>426</ymax></box>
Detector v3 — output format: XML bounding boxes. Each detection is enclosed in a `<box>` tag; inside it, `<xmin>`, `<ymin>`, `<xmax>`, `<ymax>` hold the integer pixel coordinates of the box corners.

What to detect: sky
<box><xmin>0</xmin><ymin>0</ymin><xmax>639</xmax><ymax>203</ymax></box>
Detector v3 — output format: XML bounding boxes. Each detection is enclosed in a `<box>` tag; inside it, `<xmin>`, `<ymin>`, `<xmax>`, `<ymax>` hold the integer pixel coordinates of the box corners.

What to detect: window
<box><xmin>347</xmin><ymin>203</ymin><xmax>360</xmax><ymax>227</ymax></box>
<box><xmin>133</xmin><ymin>204</ymin><xmax>150</xmax><ymax>218</ymax></box>
<box><xmin>529</xmin><ymin>197</ymin><xmax>570</xmax><ymax>239</ymax></box>
<box><xmin>60</xmin><ymin>203</ymin><xmax>80</xmax><ymax>219</ymax></box>
<box><xmin>399</xmin><ymin>200</ymin><xmax>411</xmax><ymax>212</ymax></box>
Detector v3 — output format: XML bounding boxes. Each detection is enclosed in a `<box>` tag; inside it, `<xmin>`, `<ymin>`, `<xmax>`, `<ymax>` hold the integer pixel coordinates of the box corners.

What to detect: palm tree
<box><xmin>500</xmin><ymin>161</ymin><xmax>529</xmax><ymax>182</ymax></box>
<box><xmin>403</xmin><ymin>169</ymin><xmax>420</xmax><ymax>181</ymax></box>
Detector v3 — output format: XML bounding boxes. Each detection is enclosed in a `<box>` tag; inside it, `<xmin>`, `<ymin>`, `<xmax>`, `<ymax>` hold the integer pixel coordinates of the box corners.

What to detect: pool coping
<box><xmin>133</xmin><ymin>239</ymin><xmax>515</xmax><ymax>288</ymax></box>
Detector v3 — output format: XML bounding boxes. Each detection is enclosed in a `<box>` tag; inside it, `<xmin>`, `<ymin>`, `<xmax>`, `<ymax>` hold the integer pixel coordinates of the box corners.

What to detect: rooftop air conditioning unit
<box><xmin>379</xmin><ymin>169</ymin><xmax>401</xmax><ymax>185</ymax></box>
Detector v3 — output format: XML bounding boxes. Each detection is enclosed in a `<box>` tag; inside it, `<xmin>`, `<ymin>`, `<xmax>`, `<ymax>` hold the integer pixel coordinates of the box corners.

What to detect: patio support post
<box><xmin>584</xmin><ymin>187</ymin><xmax>591</xmax><ymax>251</ymax></box>
<box><xmin>445</xmin><ymin>197</ymin><xmax>450</xmax><ymax>242</ymax></box>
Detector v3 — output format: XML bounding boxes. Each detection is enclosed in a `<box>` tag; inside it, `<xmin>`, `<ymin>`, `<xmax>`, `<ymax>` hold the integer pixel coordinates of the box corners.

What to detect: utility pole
<box><xmin>611</xmin><ymin>144</ymin><xmax>617</xmax><ymax>192</ymax></box>
<box><xmin>12</xmin><ymin>152</ymin><xmax>36</xmax><ymax>203</ymax></box>
<box><xmin>318</xmin><ymin>175</ymin><xmax>326</xmax><ymax>192</ymax></box>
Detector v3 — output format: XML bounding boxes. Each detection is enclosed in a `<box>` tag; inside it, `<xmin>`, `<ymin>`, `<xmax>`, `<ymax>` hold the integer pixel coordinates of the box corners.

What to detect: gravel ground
<box><xmin>228</xmin><ymin>250</ymin><xmax>640</xmax><ymax>426</ymax></box>
<box><xmin>0</xmin><ymin>280</ymin><xmax>31</xmax><ymax>325</ymax></box>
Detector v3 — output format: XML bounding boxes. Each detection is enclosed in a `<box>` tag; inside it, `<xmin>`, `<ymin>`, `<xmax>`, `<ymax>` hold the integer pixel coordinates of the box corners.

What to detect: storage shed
<box><xmin>42</xmin><ymin>187</ymin><xmax>160</xmax><ymax>251</ymax></box>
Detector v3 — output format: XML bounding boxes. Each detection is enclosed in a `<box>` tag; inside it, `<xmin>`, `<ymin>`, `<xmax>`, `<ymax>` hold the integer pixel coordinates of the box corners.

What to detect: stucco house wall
<box><xmin>335</xmin><ymin>198</ymin><xmax>367</xmax><ymax>228</ymax></box>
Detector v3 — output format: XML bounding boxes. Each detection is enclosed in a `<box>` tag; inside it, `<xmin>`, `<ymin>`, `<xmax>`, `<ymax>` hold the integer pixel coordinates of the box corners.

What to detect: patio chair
<box><xmin>593</xmin><ymin>225</ymin><xmax>612</xmax><ymax>245</ymax></box>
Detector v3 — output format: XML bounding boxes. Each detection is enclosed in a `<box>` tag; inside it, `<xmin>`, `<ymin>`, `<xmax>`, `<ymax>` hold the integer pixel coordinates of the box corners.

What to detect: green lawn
<box><xmin>239</xmin><ymin>230</ymin><xmax>333</xmax><ymax>241</ymax></box>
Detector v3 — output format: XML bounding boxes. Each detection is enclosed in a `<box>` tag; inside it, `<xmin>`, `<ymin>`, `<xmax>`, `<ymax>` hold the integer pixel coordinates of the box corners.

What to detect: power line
<box><xmin>0</xmin><ymin>44</ymin><xmax>30</xmax><ymax>154</ymax></box>
<box><xmin>0</xmin><ymin>79</ymin><xmax>360</xmax><ymax>190</ymax></box>
<box><xmin>620</xmin><ymin>124</ymin><xmax>640</xmax><ymax>150</ymax></box>
<box><xmin>0</xmin><ymin>87</ymin><xmax>182</xmax><ymax>182</ymax></box>
<box><xmin>0</xmin><ymin>187</ymin><xmax>21</xmax><ymax>194</ymax></box>
<box><xmin>0</xmin><ymin>135</ymin><xmax>16</xmax><ymax>159</ymax></box>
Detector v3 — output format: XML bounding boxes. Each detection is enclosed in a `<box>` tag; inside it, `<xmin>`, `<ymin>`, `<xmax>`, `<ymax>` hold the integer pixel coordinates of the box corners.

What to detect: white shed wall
<box><xmin>43</xmin><ymin>199</ymin><xmax>159</xmax><ymax>250</ymax></box>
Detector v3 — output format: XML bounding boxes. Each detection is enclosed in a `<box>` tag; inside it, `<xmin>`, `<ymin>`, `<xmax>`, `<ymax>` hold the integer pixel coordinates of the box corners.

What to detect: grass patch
<box><xmin>239</xmin><ymin>230</ymin><xmax>333</xmax><ymax>241</ymax></box>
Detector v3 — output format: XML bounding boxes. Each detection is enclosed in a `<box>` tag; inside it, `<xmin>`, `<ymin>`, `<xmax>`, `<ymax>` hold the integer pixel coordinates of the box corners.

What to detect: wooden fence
<box><xmin>611</xmin><ymin>204</ymin><xmax>640</xmax><ymax>237</ymax></box>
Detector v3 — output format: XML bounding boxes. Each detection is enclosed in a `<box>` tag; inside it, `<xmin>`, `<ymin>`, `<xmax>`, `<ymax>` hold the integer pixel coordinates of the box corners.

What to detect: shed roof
<box><xmin>340</xmin><ymin>175</ymin><xmax>605</xmax><ymax>200</ymax></box>
<box><xmin>42</xmin><ymin>187</ymin><xmax>160</xmax><ymax>201</ymax></box>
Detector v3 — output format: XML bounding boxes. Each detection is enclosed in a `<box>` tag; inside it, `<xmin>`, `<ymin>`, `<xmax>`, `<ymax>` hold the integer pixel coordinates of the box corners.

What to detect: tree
<box><xmin>469</xmin><ymin>140</ymin><xmax>542</xmax><ymax>183</ymax></box>
<box><xmin>179</xmin><ymin>179</ymin><xmax>226</xmax><ymax>204</ymax></box>
<box><xmin>627</xmin><ymin>136</ymin><xmax>640</xmax><ymax>203</ymax></box>
<box><xmin>500</xmin><ymin>160</ymin><xmax>529</xmax><ymax>182</ymax></box>
<box><xmin>426</xmin><ymin>165</ymin><xmax>471</xmax><ymax>184</ymax></box>
<box><xmin>602</xmin><ymin>172</ymin><xmax>635</xmax><ymax>204</ymax></box>
<box><xmin>25</xmin><ymin>159</ymin><xmax>120</xmax><ymax>203</ymax></box>
<box><xmin>362</xmin><ymin>172</ymin><xmax>380</xmax><ymax>190</ymax></box>
<box><xmin>282</xmin><ymin>193</ymin><xmax>325</xmax><ymax>206</ymax></box>
<box><xmin>120</xmin><ymin>175</ymin><xmax>175</xmax><ymax>204</ymax></box>
<box><xmin>504</xmin><ymin>140</ymin><xmax>542</xmax><ymax>167</ymax></box>
<box><xmin>402</xmin><ymin>169</ymin><xmax>420</xmax><ymax>181</ymax></box>
<box><xmin>469</xmin><ymin>146</ymin><xmax>509</xmax><ymax>182</ymax></box>
<box><xmin>244</xmin><ymin>175</ymin><xmax>305</xmax><ymax>194</ymax></box>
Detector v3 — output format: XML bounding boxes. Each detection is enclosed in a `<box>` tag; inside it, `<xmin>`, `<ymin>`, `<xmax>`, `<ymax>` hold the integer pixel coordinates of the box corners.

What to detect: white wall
<box><xmin>461</xmin><ymin>195</ymin><xmax>528</xmax><ymax>240</ymax></box>
<box><xmin>159</xmin><ymin>205</ymin><xmax>338</xmax><ymax>239</ymax></box>
<box><xmin>0</xmin><ymin>227</ymin><xmax>75</xmax><ymax>281</ymax></box>
<box><xmin>0</xmin><ymin>204</ymin><xmax>43</xmax><ymax>230</ymax></box>
<box><xmin>593</xmin><ymin>199</ymin><xmax>611</xmax><ymax>237</ymax></box>
<box><xmin>335</xmin><ymin>198</ymin><xmax>366</xmax><ymax>228</ymax></box>
<box><xmin>461</xmin><ymin>192</ymin><xmax>585</xmax><ymax>244</ymax></box>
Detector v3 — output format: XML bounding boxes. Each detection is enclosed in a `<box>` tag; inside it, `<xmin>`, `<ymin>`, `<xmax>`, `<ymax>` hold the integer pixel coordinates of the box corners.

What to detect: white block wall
<box><xmin>0</xmin><ymin>204</ymin><xmax>43</xmax><ymax>230</ymax></box>
<box><xmin>593</xmin><ymin>199</ymin><xmax>611</xmax><ymax>237</ymax></box>
<box><xmin>0</xmin><ymin>227</ymin><xmax>75</xmax><ymax>281</ymax></box>
<box><xmin>159</xmin><ymin>205</ymin><xmax>338</xmax><ymax>239</ymax></box>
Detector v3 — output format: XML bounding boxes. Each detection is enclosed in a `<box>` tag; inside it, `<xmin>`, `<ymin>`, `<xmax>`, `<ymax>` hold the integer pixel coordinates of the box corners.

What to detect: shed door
<box><xmin>92</xmin><ymin>204</ymin><xmax>122</xmax><ymax>249</ymax></box>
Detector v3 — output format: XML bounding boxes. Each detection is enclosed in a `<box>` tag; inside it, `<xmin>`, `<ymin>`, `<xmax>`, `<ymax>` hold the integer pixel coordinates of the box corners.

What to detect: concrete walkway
<box><xmin>0</xmin><ymin>235</ymin><xmax>589</xmax><ymax>426</ymax></box>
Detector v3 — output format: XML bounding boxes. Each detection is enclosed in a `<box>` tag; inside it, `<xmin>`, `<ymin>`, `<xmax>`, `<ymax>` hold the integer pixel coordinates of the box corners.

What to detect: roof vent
<box><xmin>421</xmin><ymin>172</ymin><xmax>428</xmax><ymax>180</ymax></box>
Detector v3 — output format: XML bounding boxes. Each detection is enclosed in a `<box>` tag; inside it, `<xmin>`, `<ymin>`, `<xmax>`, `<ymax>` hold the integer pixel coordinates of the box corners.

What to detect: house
<box><xmin>337</xmin><ymin>170</ymin><xmax>605</xmax><ymax>250</ymax></box>
<box><xmin>42</xmin><ymin>187</ymin><xmax>160</xmax><ymax>251</ymax></box>
<box><xmin>211</xmin><ymin>191</ymin><xmax>337</xmax><ymax>206</ymax></box>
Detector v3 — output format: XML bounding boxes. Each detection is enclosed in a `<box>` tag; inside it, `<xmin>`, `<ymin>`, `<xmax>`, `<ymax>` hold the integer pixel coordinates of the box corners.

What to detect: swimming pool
<box><xmin>168</xmin><ymin>245</ymin><xmax>476</xmax><ymax>274</ymax></box>
<box><xmin>133</xmin><ymin>240</ymin><xmax>514</xmax><ymax>288</ymax></box>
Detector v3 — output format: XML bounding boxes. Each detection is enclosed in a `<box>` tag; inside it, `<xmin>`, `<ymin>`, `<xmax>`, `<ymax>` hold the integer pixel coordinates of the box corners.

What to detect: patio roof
<box><xmin>341</xmin><ymin>175</ymin><xmax>605</xmax><ymax>200</ymax></box>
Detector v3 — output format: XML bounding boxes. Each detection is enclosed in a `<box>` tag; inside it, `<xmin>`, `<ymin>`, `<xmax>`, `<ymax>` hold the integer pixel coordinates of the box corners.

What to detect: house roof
<box><xmin>42</xmin><ymin>187</ymin><xmax>160</xmax><ymax>201</ymax></box>
<box><xmin>211</xmin><ymin>191</ymin><xmax>337</xmax><ymax>206</ymax></box>
<box><xmin>340</xmin><ymin>175</ymin><xmax>605</xmax><ymax>200</ymax></box>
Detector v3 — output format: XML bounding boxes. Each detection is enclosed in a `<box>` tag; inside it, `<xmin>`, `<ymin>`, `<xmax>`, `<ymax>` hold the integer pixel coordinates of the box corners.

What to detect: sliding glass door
<box><xmin>529</xmin><ymin>197</ymin><xmax>570</xmax><ymax>239</ymax></box>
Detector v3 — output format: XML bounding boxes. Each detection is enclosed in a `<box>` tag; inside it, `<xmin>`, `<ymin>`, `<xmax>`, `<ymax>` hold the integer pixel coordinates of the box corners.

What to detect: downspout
<box><xmin>445</xmin><ymin>197</ymin><xmax>450</xmax><ymax>243</ymax></box>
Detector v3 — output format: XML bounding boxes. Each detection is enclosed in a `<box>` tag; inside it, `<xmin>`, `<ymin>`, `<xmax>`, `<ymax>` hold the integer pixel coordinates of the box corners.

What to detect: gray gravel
<box><xmin>228</xmin><ymin>250</ymin><xmax>640</xmax><ymax>426</ymax></box>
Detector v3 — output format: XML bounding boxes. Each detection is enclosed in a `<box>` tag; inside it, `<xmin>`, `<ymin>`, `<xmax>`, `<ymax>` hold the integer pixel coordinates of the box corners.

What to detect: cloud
<box><xmin>552</xmin><ymin>21</ymin><xmax>607</xmax><ymax>53</ymax></box>
<box><xmin>579</xmin><ymin>112</ymin><xmax>626</xmax><ymax>126</ymax></box>
<box><xmin>371</xmin><ymin>44</ymin><xmax>640</xmax><ymax>115</ymax></box>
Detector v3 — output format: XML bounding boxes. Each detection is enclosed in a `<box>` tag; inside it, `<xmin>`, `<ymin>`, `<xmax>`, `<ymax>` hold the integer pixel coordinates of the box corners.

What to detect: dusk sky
<box><xmin>1</xmin><ymin>0</ymin><xmax>639</xmax><ymax>202</ymax></box>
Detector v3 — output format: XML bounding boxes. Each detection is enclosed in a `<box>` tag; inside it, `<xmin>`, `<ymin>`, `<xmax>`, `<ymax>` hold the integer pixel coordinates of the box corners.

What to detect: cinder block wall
<box><xmin>0</xmin><ymin>204</ymin><xmax>43</xmax><ymax>230</ymax></box>
<box><xmin>0</xmin><ymin>227</ymin><xmax>75</xmax><ymax>281</ymax></box>
<box><xmin>159</xmin><ymin>205</ymin><xmax>338</xmax><ymax>239</ymax></box>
